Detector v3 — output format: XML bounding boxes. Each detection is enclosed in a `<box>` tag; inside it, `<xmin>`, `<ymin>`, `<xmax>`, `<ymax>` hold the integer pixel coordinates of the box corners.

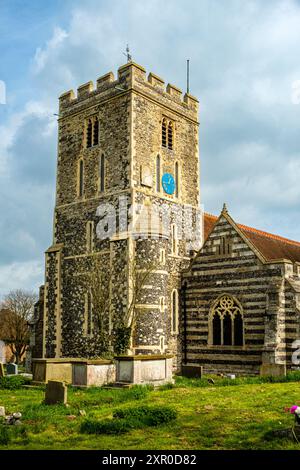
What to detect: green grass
<box><xmin>171</xmin><ymin>370</ymin><xmax>300</xmax><ymax>389</ymax></box>
<box><xmin>0</xmin><ymin>379</ymin><xmax>300</xmax><ymax>449</ymax></box>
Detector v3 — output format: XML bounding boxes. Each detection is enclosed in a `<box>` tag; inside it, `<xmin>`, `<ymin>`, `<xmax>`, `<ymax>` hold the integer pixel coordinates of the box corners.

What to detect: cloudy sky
<box><xmin>0</xmin><ymin>0</ymin><xmax>300</xmax><ymax>297</ymax></box>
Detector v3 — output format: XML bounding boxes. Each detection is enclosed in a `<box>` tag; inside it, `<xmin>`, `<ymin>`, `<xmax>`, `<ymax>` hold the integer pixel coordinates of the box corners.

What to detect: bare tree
<box><xmin>82</xmin><ymin>254</ymin><xmax>156</xmax><ymax>355</ymax></box>
<box><xmin>124</xmin><ymin>256</ymin><xmax>157</xmax><ymax>330</ymax></box>
<box><xmin>0</xmin><ymin>289</ymin><xmax>37</xmax><ymax>364</ymax></box>
<box><xmin>115</xmin><ymin>255</ymin><xmax>157</xmax><ymax>354</ymax></box>
<box><xmin>81</xmin><ymin>256</ymin><xmax>110</xmax><ymax>351</ymax></box>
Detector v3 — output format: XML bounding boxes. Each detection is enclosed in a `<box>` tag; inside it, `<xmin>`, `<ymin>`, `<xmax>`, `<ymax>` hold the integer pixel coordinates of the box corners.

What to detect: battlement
<box><xmin>59</xmin><ymin>61</ymin><xmax>199</xmax><ymax>116</ymax></box>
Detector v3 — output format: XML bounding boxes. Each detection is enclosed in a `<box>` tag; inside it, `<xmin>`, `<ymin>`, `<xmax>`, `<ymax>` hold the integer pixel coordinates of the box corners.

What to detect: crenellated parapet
<box><xmin>58</xmin><ymin>61</ymin><xmax>199</xmax><ymax>119</ymax></box>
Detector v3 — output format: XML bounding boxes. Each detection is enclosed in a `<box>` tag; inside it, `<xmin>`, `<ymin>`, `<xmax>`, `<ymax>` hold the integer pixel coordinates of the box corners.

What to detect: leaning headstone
<box><xmin>6</xmin><ymin>363</ymin><xmax>18</xmax><ymax>375</ymax></box>
<box><xmin>45</xmin><ymin>381</ymin><xmax>67</xmax><ymax>405</ymax></box>
<box><xmin>0</xmin><ymin>362</ymin><xmax>4</xmax><ymax>378</ymax></box>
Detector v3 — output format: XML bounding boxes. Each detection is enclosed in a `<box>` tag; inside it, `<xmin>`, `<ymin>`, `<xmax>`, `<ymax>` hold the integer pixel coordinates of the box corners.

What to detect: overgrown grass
<box><xmin>0</xmin><ymin>380</ymin><xmax>300</xmax><ymax>449</ymax></box>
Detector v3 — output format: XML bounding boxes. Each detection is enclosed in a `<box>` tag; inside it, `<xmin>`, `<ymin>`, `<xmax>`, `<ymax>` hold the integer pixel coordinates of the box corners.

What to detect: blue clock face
<box><xmin>162</xmin><ymin>173</ymin><xmax>175</xmax><ymax>195</ymax></box>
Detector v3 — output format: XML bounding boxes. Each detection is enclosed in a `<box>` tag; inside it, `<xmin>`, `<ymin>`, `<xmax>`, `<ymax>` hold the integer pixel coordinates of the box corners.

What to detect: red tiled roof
<box><xmin>204</xmin><ymin>212</ymin><xmax>300</xmax><ymax>263</ymax></box>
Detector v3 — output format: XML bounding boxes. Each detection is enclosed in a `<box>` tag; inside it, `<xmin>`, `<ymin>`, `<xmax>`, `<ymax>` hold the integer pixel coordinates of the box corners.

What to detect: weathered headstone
<box><xmin>6</xmin><ymin>363</ymin><xmax>18</xmax><ymax>375</ymax></box>
<box><xmin>181</xmin><ymin>364</ymin><xmax>203</xmax><ymax>378</ymax></box>
<box><xmin>0</xmin><ymin>406</ymin><xmax>5</xmax><ymax>417</ymax></box>
<box><xmin>45</xmin><ymin>381</ymin><xmax>67</xmax><ymax>405</ymax></box>
<box><xmin>0</xmin><ymin>362</ymin><xmax>4</xmax><ymax>378</ymax></box>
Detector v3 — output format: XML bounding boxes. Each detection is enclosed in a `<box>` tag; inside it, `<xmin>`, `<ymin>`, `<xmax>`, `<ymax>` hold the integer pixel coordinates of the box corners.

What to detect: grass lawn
<box><xmin>0</xmin><ymin>377</ymin><xmax>300</xmax><ymax>450</ymax></box>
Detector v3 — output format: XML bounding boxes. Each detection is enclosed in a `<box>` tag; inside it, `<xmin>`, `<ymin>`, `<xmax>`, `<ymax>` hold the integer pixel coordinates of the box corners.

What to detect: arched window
<box><xmin>86</xmin><ymin>221</ymin><xmax>94</xmax><ymax>253</ymax></box>
<box><xmin>171</xmin><ymin>223</ymin><xmax>178</xmax><ymax>255</ymax></box>
<box><xmin>78</xmin><ymin>159</ymin><xmax>84</xmax><ymax>197</ymax></box>
<box><xmin>160</xmin><ymin>248</ymin><xmax>166</xmax><ymax>265</ymax></box>
<box><xmin>86</xmin><ymin>119</ymin><xmax>92</xmax><ymax>148</ymax></box>
<box><xmin>93</xmin><ymin>116</ymin><xmax>99</xmax><ymax>146</ymax></box>
<box><xmin>162</xmin><ymin>119</ymin><xmax>167</xmax><ymax>147</ymax></box>
<box><xmin>210</xmin><ymin>295</ymin><xmax>244</xmax><ymax>346</ymax></box>
<box><xmin>168</xmin><ymin>121</ymin><xmax>173</xmax><ymax>150</ymax></box>
<box><xmin>212</xmin><ymin>313</ymin><xmax>221</xmax><ymax>345</ymax></box>
<box><xmin>156</xmin><ymin>154</ymin><xmax>161</xmax><ymax>192</ymax></box>
<box><xmin>171</xmin><ymin>289</ymin><xmax>178</xmax><ymax>334</ymax></box>
<box><xmin>175</xmin><ymin>161</ymin><xmax>179</xmax><ymax>198</ymax></box>
<box><xmin>84</xmin><ymin>291</ymin><xmax>93</xmax><ymax>336</ymax></box>
<box><xmin>159</xmin><ymin>336</ymin><xmax>165</xmax><ymax>353</ymax></box>
<box><xmin>234</xmin><ymin>312</ymin><xmax>243</xmax><ymax>346</ymax></box>
<box><xmin>99</xmin><ymin>154</ymin><xmax>105</xmax><ymax>192</ymax></box>
<box><xmin>223</xmin><ymin>312</ymin><xmax>232</xmax><ymax>346</ymax></box>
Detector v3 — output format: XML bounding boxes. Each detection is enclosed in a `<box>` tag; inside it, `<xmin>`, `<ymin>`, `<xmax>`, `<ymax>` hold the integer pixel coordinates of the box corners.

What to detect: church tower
<box><xmin>41</xmin><ymin>61</ymin><xmax>201</xmax><ymax>369</ymax></box>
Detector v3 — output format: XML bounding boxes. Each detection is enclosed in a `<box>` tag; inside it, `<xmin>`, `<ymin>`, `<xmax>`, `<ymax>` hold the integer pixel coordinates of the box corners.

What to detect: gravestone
<box><xmin>181</xmin><ymin>364</ymin><xmax>203</xmax><ymax>379</ymax></box>
<box><xmin>0</xmin><ymin>362</ymin><xmax>4</xmax><ymax>378</ymax></box>
<box><xmin>6</xmin><ymin>363</ymin><xmax>18</xmax><ymax>375</ymax></box>
<box><xmin>45</xmin><ymin>381</ymin><xmax>67</xmax><ymax>405</ymax></box>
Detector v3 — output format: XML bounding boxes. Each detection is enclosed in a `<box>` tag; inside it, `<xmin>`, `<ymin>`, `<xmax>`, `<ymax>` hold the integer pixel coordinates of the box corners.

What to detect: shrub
<box><xmin>0</xmin><ymin>375</ymin><xmax>28</xmax><ymax>390</ymax></box>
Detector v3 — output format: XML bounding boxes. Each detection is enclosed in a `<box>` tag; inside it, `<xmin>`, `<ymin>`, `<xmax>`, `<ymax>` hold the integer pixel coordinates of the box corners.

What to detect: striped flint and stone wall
<box><xmin>182</xmin><ymin>208</ymin><xmax>300</xmax><ymax>375</ymax></box>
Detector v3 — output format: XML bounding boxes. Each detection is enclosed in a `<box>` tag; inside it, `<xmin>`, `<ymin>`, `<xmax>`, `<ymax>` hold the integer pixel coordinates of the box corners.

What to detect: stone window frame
<box><xmin>98</xmin><ymin>153</ymin><xmax>105</xmax><ymax>193</ymax></box>
<box><xmin>77</xmin><ymin>158</ymin><xmax>84</xmax><ymax>198</ymax></box>
<box><xmin>156</xmin><ymin>154</ymin><xmax>161</xmax><ymax>192</ymax></box>
<box><xmin>159</xmin><ymin>335</ymin><xmax>166</xmax><ymax>353</ymax></box>
<box><xmin>161</xmin><ymin>116</ymin><xmax>175</xmax><ymax>151</ymax></box>
<box><xmin>208</xmin><ymin>294</ymin><xmax>244</xmax><ymax>347</ymax></box>
<box><xmin>159</xmin><ymin>296</ymin><xmax>165</xmax><ymax>313</ymax></box>
<box><xmin>171</xmin><ymin>223</ymin><xmax>178</xmax><ymax>256</ymax></box>
<box><xmin>174</xmin><ymin>161</ymin><xmax>179</xmax><ymax>198</ymax></box>
<box><xmin>86</xmin><ymin>220</ymin><xmax>94</xmax><ymax>253</ymax></box>
<box><xmin>160</xmin><ymin>248</ymin><xmax>166</xmax><ymax>265</ymax></box>
<box><xmin>85</xmin><ymin>115</ymin><xmax>99</xmax><ymax>149</ymax></box>
<box><xmin>167</xmin><ymin>121</ymin><xmax>174</xmax><ymax>150</ymax></box>
<box><xmin>171</xmin><ymin>288</ymin><xmax>179</xmax><ymax>334</ymax></box>
<box><xmin>84</xmin><ymin>290</ymin><xmax>93</xmax><ymax>337</ymax></box>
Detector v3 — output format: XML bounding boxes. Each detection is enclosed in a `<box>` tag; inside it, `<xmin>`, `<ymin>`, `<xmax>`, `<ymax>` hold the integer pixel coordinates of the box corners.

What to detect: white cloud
<box><xmin>0</xmin><ymin>260</ymin><xmax>44</xmax><ymax>299</ymax></box>
<box><xmin>33</xmin><ymin>27</ymin><xmax>68</xmax><ymax>74</ymax></box>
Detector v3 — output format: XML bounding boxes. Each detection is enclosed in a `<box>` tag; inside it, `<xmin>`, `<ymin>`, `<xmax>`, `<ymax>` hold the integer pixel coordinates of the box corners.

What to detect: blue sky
<box><xmin>1</xmin><ymin>0</ymin><xmax>300</xmax><ymax>297</ymax></box>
